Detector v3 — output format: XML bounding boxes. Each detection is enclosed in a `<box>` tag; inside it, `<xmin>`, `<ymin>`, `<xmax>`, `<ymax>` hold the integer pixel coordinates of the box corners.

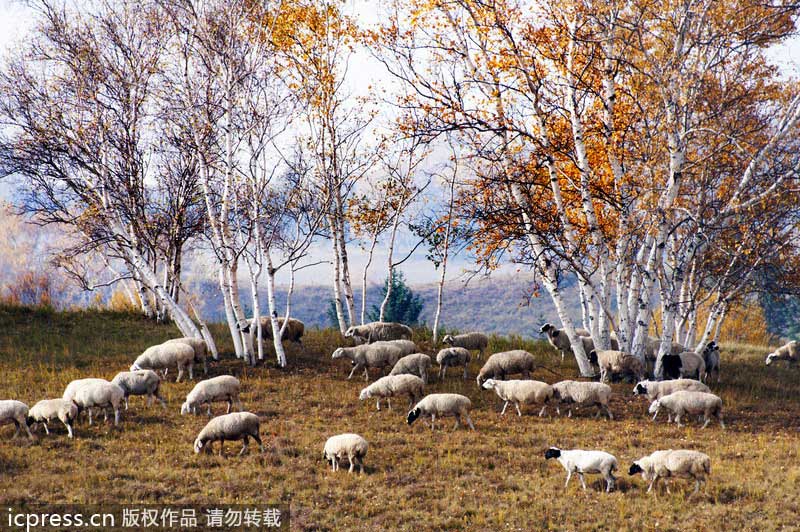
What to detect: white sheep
<box><xmin>476</xmin><ymin>350</ymin><xmax>536</xmax><ymax>386</ymax></box>
<box><xmin>407</xmin><ymin>393</ymin><xmax>475</xmax><ymax>431</ymax></box>
<box><xmin>243</xmin><ymin>316</ymin><xmax>305</xmax><ymax>344</ymax></box>
<box><xmin>633</xmin><ymin>379</ymin><xmax>711</xmax><ymax>409</ymax></box>
<box><xmin>27</xmin><ymin>399</ymin><xmax>78</xmax><ymax>438</ymax></box>
<box><xmin>131</xmin><ymin>342</ymin><xmax>195</xmax><ymax>382</ymax></box>
<box><xmin>648</xmin><ymin>390</ymin><xmax>725</xmax><ymax>429</ymax></box>
<box><xmin>111</xmin><ymin>370</ymin><xmax>165</xmax><ymax>410</ymax></box>
<box><xmin>331</xmin><ymin>343</ymin><xmax>404</xmax><ymax>381</ymax></box>
<box><xmin>344</xmin><ymin>321</ymin><xmax>413</xmax><ymax>343</ymax></box>
<box><xmin>442</xmin><ymin>332</ymin><xmax>489</xmax><ymax>360</ymax></box>
<box><xmin>436</xmin><ymin>347</ymin><xmax>471</xmax><ymax>380</ymax></box>
<box><xmin>551</xmin><ymin>380</ymin><xmax>613</xmax><ymax>420</ymax></box>
<box><xmin>72</xmin><ymin>381</ymin><xmax>125</xmax><ymax>426</ymax></box>
<box><xmin>0</xmin><ymin>400</ymin><xmax>33</xmax><ymax>439</ymax></box>
<box><xmin>181</xmin><ymin>376</ymin><xmax>242</xmax><ymax>416</ymax></box>
<box><xmin>540</xmin><ymin>323</ymin><xmax>591</xmax><ymax>361</ymax></box>
<box><xmin>323</xmin><ymin>433</ymin><xmax>369</xmax><ymax>474</ymax></box>
<box><xmin>359</xmin><ymin>374</ymin><xmax>425</xmax><ymax>411</ymax></box>
<box><xmin>63</xmin><ymin>378</ymin><xmax>109</xmax><ymax>402</ymax></box>
<box><xmin>589</xmin><ymin>349</ymin><xmax>645</xmax><ymax>383</ymax></box>
<box><xmin>544</xmin><ymin>447</ymin><xmax>618</xmax><ymax>492</ymax></box>
<box><xmin>702</xmin><ymin>342</ymin><xmax>721</xmax><ymax>383</ymax></box>
<box><xmin>481</xmin><ymin>379</ymin><xmax>553</xmax><ymax>417</ymax></box>
<box><xmin>388</xmin><ymin>353</ymin><xmax>432</xmax><ymax>384</ymax></box>
<box><xmin>165</xmin><ymin>337</ymin><xmax>210</xmax><ymax>374</ymax></box>
<box><xmin>193</xmin><ymin>412</ymin><xmax>263</xmax><ymax>456</ymax></box>
<box><xmin>766</xmin><ymin>340</ymin><xmax>798</xmax><ymax>366</ymax></box>
<box><xmin>629</xmin><ymin>449</ymin><xmax>711</xmax><ymax>494</ymax></box>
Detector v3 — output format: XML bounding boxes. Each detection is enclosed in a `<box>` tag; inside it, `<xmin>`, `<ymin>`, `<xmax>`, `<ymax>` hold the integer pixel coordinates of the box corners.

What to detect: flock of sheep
<box><xmin>0</xmin><ymin>317</ymin><xmax>797</xmax><ymax>493</ymax></box>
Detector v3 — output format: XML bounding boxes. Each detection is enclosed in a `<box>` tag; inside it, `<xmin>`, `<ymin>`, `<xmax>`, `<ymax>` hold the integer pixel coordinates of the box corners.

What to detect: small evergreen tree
<box><xmin>368</xmin><ymin>270</ymin><xmax>423</xmax><ymax>325</ymax></box>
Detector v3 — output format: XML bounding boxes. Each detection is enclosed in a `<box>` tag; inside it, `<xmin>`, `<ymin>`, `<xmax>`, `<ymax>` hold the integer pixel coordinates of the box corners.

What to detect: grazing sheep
<box><xmin>407</xmin><ymin>393</ymin><xmax>475</xmax><ymax>431</ymax></box>
<box><xmin>380</xmin><ymin>339</ymin><xmax>418</xmax><ymax>357</ymax></box>
<box><xmin>442</xmin><ymin>332</ymin><xmax>489</xmax><ymax>360</ymax></box>
<box><xmin>476</xmin><ymin>350</ymin><xmax>536</xmax><ymax>386</ymax></box>
<box><xmin>633</xmin><ymin>379</ymin><xmax>711</xmax><ymax>406</ymax></box>
<box><xmin>482</xmin><ymin>379</ymin><xmax>553</xmax><ymax>417</ymax></box>
<box><xmin>181</xmin><ymin>376</ymin><xmax>242</xmax><ymax>416</ymax></box>
<box><xmin>551</xmin><ymin>380</ymin><xmax>613</xmax><ymax>420</ymax></box>
<box><xmin>131</xmin><ymin>342</ymin><xmax>195</xmax><ymax>382</ymax></box>
<box><xmin>72</xmin><ymin>382</ymin><xmax>125</xmax><ymax>426</ymax></box>
<box><xmin>193</xmin><ymin>412</ymin><xmax>263</xmax><ymax>456</ymax></box>
<box><xmin>243</xmin><ymin>316</ymin><xmax>305</xmax><ymax>344</ymax></box>
<box><xmin>629</xmin><ymin>449</ymin><xmax>711</xmax><ymax>494</ymax></box>
<box><xmin>544</xmin><ymin>447</ymin><xmax>618</xmax><ymax>492</ymax></box>
<box><xmin>165</xmin><ymin>337</ymin><xmax>209</xmax><ymax>374</ymax></box>
<box><xmin>111</xmin><ymin>370</ymin><xmax>165</xmax><ymax>410</ymax></box>
<box><xmin>389</xmin><ymin>353</ymin><xmax>432</xmax><ymax>384</ymax></box>
<box><xmin>26</xmin><ymin>399</ymin><xmax>78</xmax><ymax>438</ymax></box>
<box><xmin>331</xmin><ymin>343</ymin><xmax>405</xmax><ymax>381</ymax></box>
<box><xmin>589</xmin><ymin>350</ymin><xmax>645</xmax><ymax>383</ymax></box>
<box><xmin>648</xmin><ymin>391</ymin><xmax>725</xmax><ymax>429</ymax></box>
<box><xmin>766</xmin><ymin>340</ymin><xmax>798</xmax><ymax>366</ymax></box>
<box><xmin>661</xmin><ymin>351</ymin><xmax>706</xmax><ymax>381</ymax></box>
<box><xmin>702</xmin><ymin>342</ymin><xmax>721</xmax><ymax>383</ymax></box>
<box><xmin>436</xmin><ymin>347</ymin><xmax>471</xmax><ymax>380</ymax></box>
<box><xmin>540</xmin><ymin>324</ymin><xmax>591</xmax><ymax>361</ymax></box>
<box><xmin>323</xmin><ymin>433</ymin><xmax>368</xmax><ymax>474</ymax></box>
<box><xmin>359</xmin><ymin>375</ymin><xmax>425</xmax><ymax>411</ymax></box>
<box><xmin>0</xmin><ymin>400</ymin><xmax>33</xmax><ymax>439</ymax></box>
<box><xmin>63</xmin><ymin>378</ymin><xmax>109</xmax><ymax>402</ymax></box>
<box><xmin>344</xmin><ymin>321</ymin><xmax>413</xmax><ymax>343</ymax></box>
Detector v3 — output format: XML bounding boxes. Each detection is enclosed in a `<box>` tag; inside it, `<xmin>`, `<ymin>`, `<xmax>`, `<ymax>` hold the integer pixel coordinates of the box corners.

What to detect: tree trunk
<box><xmin>329</xmin><ymin>215</ymin><xmax>348</xmax><ymax>334</ymax></box>
<box><xmin>265</xmin><ymin>259</ymin><xmax>287</xmax><ymax>368</ymax></box>
<box><xmin>219</xmin><ymin>267</ymin><xmax>244</xmax><ymax>358</ymax></box>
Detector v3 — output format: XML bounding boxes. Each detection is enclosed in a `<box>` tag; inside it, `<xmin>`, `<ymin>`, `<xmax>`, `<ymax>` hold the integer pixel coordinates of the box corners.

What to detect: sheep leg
<box><xmin>176</xmin><ymin>367</ymin><xmax>184</xmax><ymax>383</ymax></box>
<box><xmin>652</xmin><ymin>409</ymin><xmax>660</xmax><ymax>422</ymax></box>
<box><xmin>207</xmin><ymin>403</ymin><xmax>213</xmax><ymax>417</ymax></box>
<box><xmin>114</xmin><ymin>407</ymin><xmax>120</xmax><ymax>426</ymax></box>
<box><xmin>578</xmin><ymin>473</ymin><xmax>587</xmax><ymax>491</ymax></box>
<box><xmin>718</xmin><ymin>413</ymin><xmax>726</xmax><ymax>430</ymax></box>
<box><xmin>462</xmin><ymin>365</ymin><xmax>468</xmax><ymax>380</ymax></box>
<box><xmin>647</xmin><ymin>477</ymin><xmax>657</xmax><ymax>493</ymax></box>
<box><xmin>702</xmin><ymin>414</ymin><xmax>710</xmax><ymax>429</ymax></box>
<box><xmin>162</xmin><ymin>368</ymin><xmax>169</xmax><ymax>378</ymax></box>
<box><xmin>346</xmin><ymin>364</ymin><xmax>359</xmax><ymax>380</ymax></box>
<box><xmin>363</xmin><ymin>367</ymin><xmax>370</xmax><ymax>381</ymax></box>
<box><xmin>124</xmin><ymin>397</ymin><xmax>130</xmax><ymax>410</ymax></box>
<box><xmin>430</xmin><ymin>414</ymin><xmax>436</xmax><ymax>431</ymax></box>
<box><xmin>88</xmin><ymin>408</ymin><xmax>94</xmax><ymax>426</ymax></box>
<box><xmin>65</xmin><ymin>420</ymin><xmax>74</xmax><ymax>439</ymax></box>
<box><xmin>156</xmin><ymin>394</ymin><xmax>167</xmax><ymax>410</ymax></box>
<box><xmin>465</xmin><ymin>415</ymin><xmax>475</xmax><ymax>430</ymax></box>
<box><xmin>500</xmin><ymin>401</ymin><xmax>509</xmax><ymax>416</ymax></box>
<box><xmin>11</xmin><ymin>420</ymin><xmax>20</xmax><ymax>439</ymax></box>
<box><xmin>348</xmin><ymin>455</ymin><xmax>355</xmax><ymax>473</ymax></box>
<box><xmin>219</xmin><ymin>441</ymin><xmax>224</xmax><ymax>457</ymax></box>
<box><xmin>332</xmin><ymin>457</ymin><xmax>338</xmax><ymax>472</ymax></box>
<box><xmin>515</xmin><ymin>402</ymin><xmax>522</xmax><ymax>417</ymax></box>
<box><xmin>375</xmin><ymin>399</ymin><xmax>381</xmax><ymax>411</ymax></box>
<box><xmin>226</xmin><ymin>399</ymin><xmax>232</xmax><ymax>414</ymax></box>
<box><xmin>189</xmin><ymin>365</ymin><xmax>194</xmax><ymax>380</ymax></box>
<box><xmin>43</xmin><ymin>422</ymin><xmax>50</xmax><ymax>435</ymax></box>
<box><xmin>675</xmin><ymin>414</ymin><xmax>684</xmax><ymax>427</ymax></box>
<box><xmin>357</xmin><ymin>455</ymin><xmax>364</xmax><ymax>474</ymax></box>
<box><xmin>605</xmin><ymin>405</ymin><xmax>614</xmax><ymax>421</ymax></box>
<box><xmin>453</xmin><ymin>415</ymin><xmax>461</xmax><ymax>430</ymax></box>
<box><xmin>605</xmin><ymin>472</ymin><xmax>616</xmax><ymax>493</ymax></box>
<box><xmin>565</xmin><ymin>470</ymin><xmax>572</xmax><ymax>488</ymax></box>
<box><xmin>239</xmin><ymin>436</ymin><xmax>249</xmax><ymax>456</ymax></box>
<box><xmin>387</xmin><ymin>398</ymin><xmax>392</xmax><ymax>411</ymax></box>
<box><xmin>693</xmin><ymin>479</ymin><xmax>701</xmax><ymax>495</ymax></box>
<box><xmin>538</xmin><ymin>405</ymin><xmax>547</xmax><ymax>417</ymax></box>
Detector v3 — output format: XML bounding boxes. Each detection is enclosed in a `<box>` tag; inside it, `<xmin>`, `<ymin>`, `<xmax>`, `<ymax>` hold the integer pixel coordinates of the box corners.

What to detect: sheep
<box><xmin>380</xmin><ymin>339</ymin><xmax>418</xmax><ymax>357</ymax></box>
<box><xmin>131</xmin><ymin>341</ymin><xmax>195</xmax><ymax>382</ymax></box>
<box><xmin>481</xmin><ymin>379</ymin><xmax>553</xmax><ymax>417</ymax></box>
<box><xmin>648</xmin><ymin>390</ymin><xmax>725</xmax><ymax>429</ymax></box>
<box><xmin>0</xmin><ymin>400</ymin><xmax>33</xmax><ymax>439</ymax></box>
<box><xmin>72</xmin><ymin>381</ymin><xmax>125</xmax><ymax>426</ymax></box>
<box><xmin>540</xmin><ymin>323</ymin><xmax>591</xmax><ymax>361</ymax></box>
<box><xmin>359</xmin><ymin>375</ymin><xmax>425</xmax><ymax>411</ymax></box>
<box><xmin>344</xmin><ymin>321</ymin><xmax>413</xmax><ymax>344</ymax></box>
<box><xmin>551</xmin><ymin>380</ymin><xmax>613</xmax><ymax>420</ymax></box>
<box><xmin>193</xmin><ymin>412</ymin><xmax>263</xmax><ymax>456</ymax></box>
<box><xmin>588</xmin><ymin>349</ymin><xmax>645</xmax><ymax>383</ymax></box>
<box><xmin>331</xmin><ymin>343</ymin><xmax>405</xmax><ymax>381</ymax></box>
<box><xmin>661</xmin><ymin>351</ymin><xmax>706</xmax><ymax>381</ymax></box>
<box><xmin>436</xmin><ymin>347</ymin><xmax>471</xmax><ymax>380</ymax></box>
<box><xmin>389</xmin><ymin>353</ymin><xmax>432</xmax><ymax>384</ymax></box>
<box><xmin>111</xmin><ymin>370</ymin><xmax>165</xmax><ymax>410</ymax></box>
<box><xmin>633</xmin><ymin>379</ymin><xmax>711</xmax><ymax>406</ymax></box>
<box><xmin>442</xmin><ymin>332</ymin><xmax>489</xmax><ymax>360</ymax></box>
<box><xmin>544</xmin><ymin>447</ymin><xmax>618</xmax><ymax>492</ymax></box>
<box><xmin>181</xmin><ymin>376</ymin><xmax>242</xmax><ymax>416</ymax></box>
<box><xmin>243</xmin><ymin>316</ymin><xmax>305</xmax><ymax>344</ymax></box>
<box><xmin>407</xmin><ymin>393</ymin><xmax>475</xmax><ymax>431</ymax></box>
<box><xmin>323</xmin><ymin>433</ymin><xmax>368</xmax><ymax>474</ymax></box>
<box><xmin>63</xmin><ymin>378</ymin><xmax>109</xmax><ymax>402</ymax></box>
<box><xmin>765</xmin><ymin>340</ymin><xmax>798</xmax><ymax>366</ymax></box>
<box><xmin>702</xmin><ymin>341</ymin><xmax>721</xmax><ymax>383</ymax></box>
<box><xmin>628</xmin><ymin>449</ymin><xmax>711</xmax><ymax>495</ymax></box>
<box><xmin>165</xmin><ymin>337</ymin><xmax>209</xmax><ymax>375</ymax></box>
<box><xmin>476</xmin><ymin>350</ymin><xmax>536</xmax><ymax>386</ymax></box>
<box><xmin>26</xmin><ymin>399</ymin><xmax>78</xmax><ymax>438</ymax></box>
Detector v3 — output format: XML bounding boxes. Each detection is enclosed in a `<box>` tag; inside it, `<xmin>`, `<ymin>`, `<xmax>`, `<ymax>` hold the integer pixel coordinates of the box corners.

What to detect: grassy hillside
<box><xmin>0</xmin><ymin>306</ymin><xmax>799</xmax><ymax>530</ymax></box>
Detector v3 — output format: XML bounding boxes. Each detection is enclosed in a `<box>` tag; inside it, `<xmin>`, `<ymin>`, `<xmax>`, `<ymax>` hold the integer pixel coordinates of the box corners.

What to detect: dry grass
<box><xmin>1</xmin><ymin>305</ymin><xmax>799</xmax><ymax>531</ymax></box>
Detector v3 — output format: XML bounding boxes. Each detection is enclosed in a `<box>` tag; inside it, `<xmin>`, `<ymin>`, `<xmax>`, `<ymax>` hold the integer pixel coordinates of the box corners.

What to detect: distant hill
<box><xmin>189</xmin><ymin>273</ymin><xmax>583</xmax><ymax>338</ymax></box>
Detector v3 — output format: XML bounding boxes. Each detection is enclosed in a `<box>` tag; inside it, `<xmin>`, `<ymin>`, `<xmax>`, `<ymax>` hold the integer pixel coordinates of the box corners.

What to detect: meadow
<box><xmin>0</xmin><ymin>305</ymin><xmax>798</xmax><ymax>531</ymax></box>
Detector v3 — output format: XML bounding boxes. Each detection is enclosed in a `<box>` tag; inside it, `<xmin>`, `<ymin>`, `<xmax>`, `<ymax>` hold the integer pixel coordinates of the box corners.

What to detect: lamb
<box><xmin>633</xmin><ymin>379</ymin><xmax>710</xmax><ymax>405</ymax></box>
<box><xmin>407</xmin><ymin>393</ymin><xmax>475</xmax><ymax>431</ymax></box>
<box><xmin>243</xmin><ymin>316</ymin><xmax>305</xmax><ymax>344</ymax></box>
<box><xmin>765</xmin><ymin>340</ymin><xmax>798</xmax><ymax>366</ymax></box>
<box><xmin>0</xmin><ymin>400</ymin><xmax>33</xmax><ymax>439</ymax></box>
<box><xmin>481</xmin><ymin>379</ymin><xmax>553</xmax><ymax>417</ymax></box>
<box><xmin>628</xmin><ymin>449</ymin><xmax>711</xmax><ymax>494</ymax></box>
<box><xmin>661</xmin><ymin>351</ymin><xmax>706</xmax><ymax>381</ymax></box>
<box><xmin>181</xmin><ymin>376</ymin><xmax>242</xmax><ymax>416</ymax></box>
<box><xmin>323</xmin><ymin>433</ymin><xmax>368</xmax><ymax>474</ymax></box>
<box><xmin>540</xmin><ymin>323</ymin><xmax>591</xmax><ymax>361</ymax></box>
<box><xmin>331</xmin><ymin>343</ymin><xmax>405</xmax><ymax>381</ymax></box>
<box><xmin>589</xmin><ymin>349</ymin><xmax>645</xmax><ymax>383</ymax></box>
<box><xmin>165</xmin><ymin>337</ymin><xmax>209</xmax><ymax>374</ymax></box>
<box><xmin>476</xmin><ymin>350</ymin><xmax>536</xmax><ymax>386</ymax></box>
<box><xmin>63</xmin><ymin>378</ymin><xmax>109</xmax><ymax>402</ymax></box>
<box><xmin>551</xmin><ymin>380</ymin><xmax>613</xmax><ymax>420</ymax></box>
<box><xmin>436</xmin><ymin>347</ymin><xmax>471</xmax><ymax>380</ymax></box>
<box><xmin>544</xmin><ymin>447</ymin><xmax>618</xmax><ymax>492</ymax></box>
<box><xmin>702</xmin><ymin>341</ymin><xmax>721</xmax><ymax>383</ymax></box>
<box><xmin>131</xmin><ymin>341</ymin><xmax>195</xmax><ymax>382</ymax></box>
<box><xmin>442</xmin><ymin>332</ymin><xmax>489</xmax><ymax>360</ymax></box>
<box><xmin>389</xmin><ymin>353</ymin><xmax>432</xmax><ymax>384</ymax></box>
<box><xmin>111</xmin><ymin>370</ymin><xmax>165</xmax><ymax>410</ymax></box>
<box><xmin>344</xmin><ymin>321</ymin><xmax>413</xmax><ymax>344</ymax></box>
<box><xmin>72</xmin><ymin>381</ymin><xmax>125</xmax><ymax>426</ymax></box>
<box><xmin>359</xmin><ymin>374</ymin><xmax>425</xmax><ymax>411</ymax></box>
<box><xmin>26</xmin><ymin>399</ymin><xmax>78</xmax><ymax>438</ymax></box>
<box><xmin>648</xmin><ymin>390</ymin><xmax>725</xmax><ymax>429</ymax></box>
<box><xmin>193</xmin><ymin>412</ymin><xmax>263</xmax><ymax>456</ymax></box>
